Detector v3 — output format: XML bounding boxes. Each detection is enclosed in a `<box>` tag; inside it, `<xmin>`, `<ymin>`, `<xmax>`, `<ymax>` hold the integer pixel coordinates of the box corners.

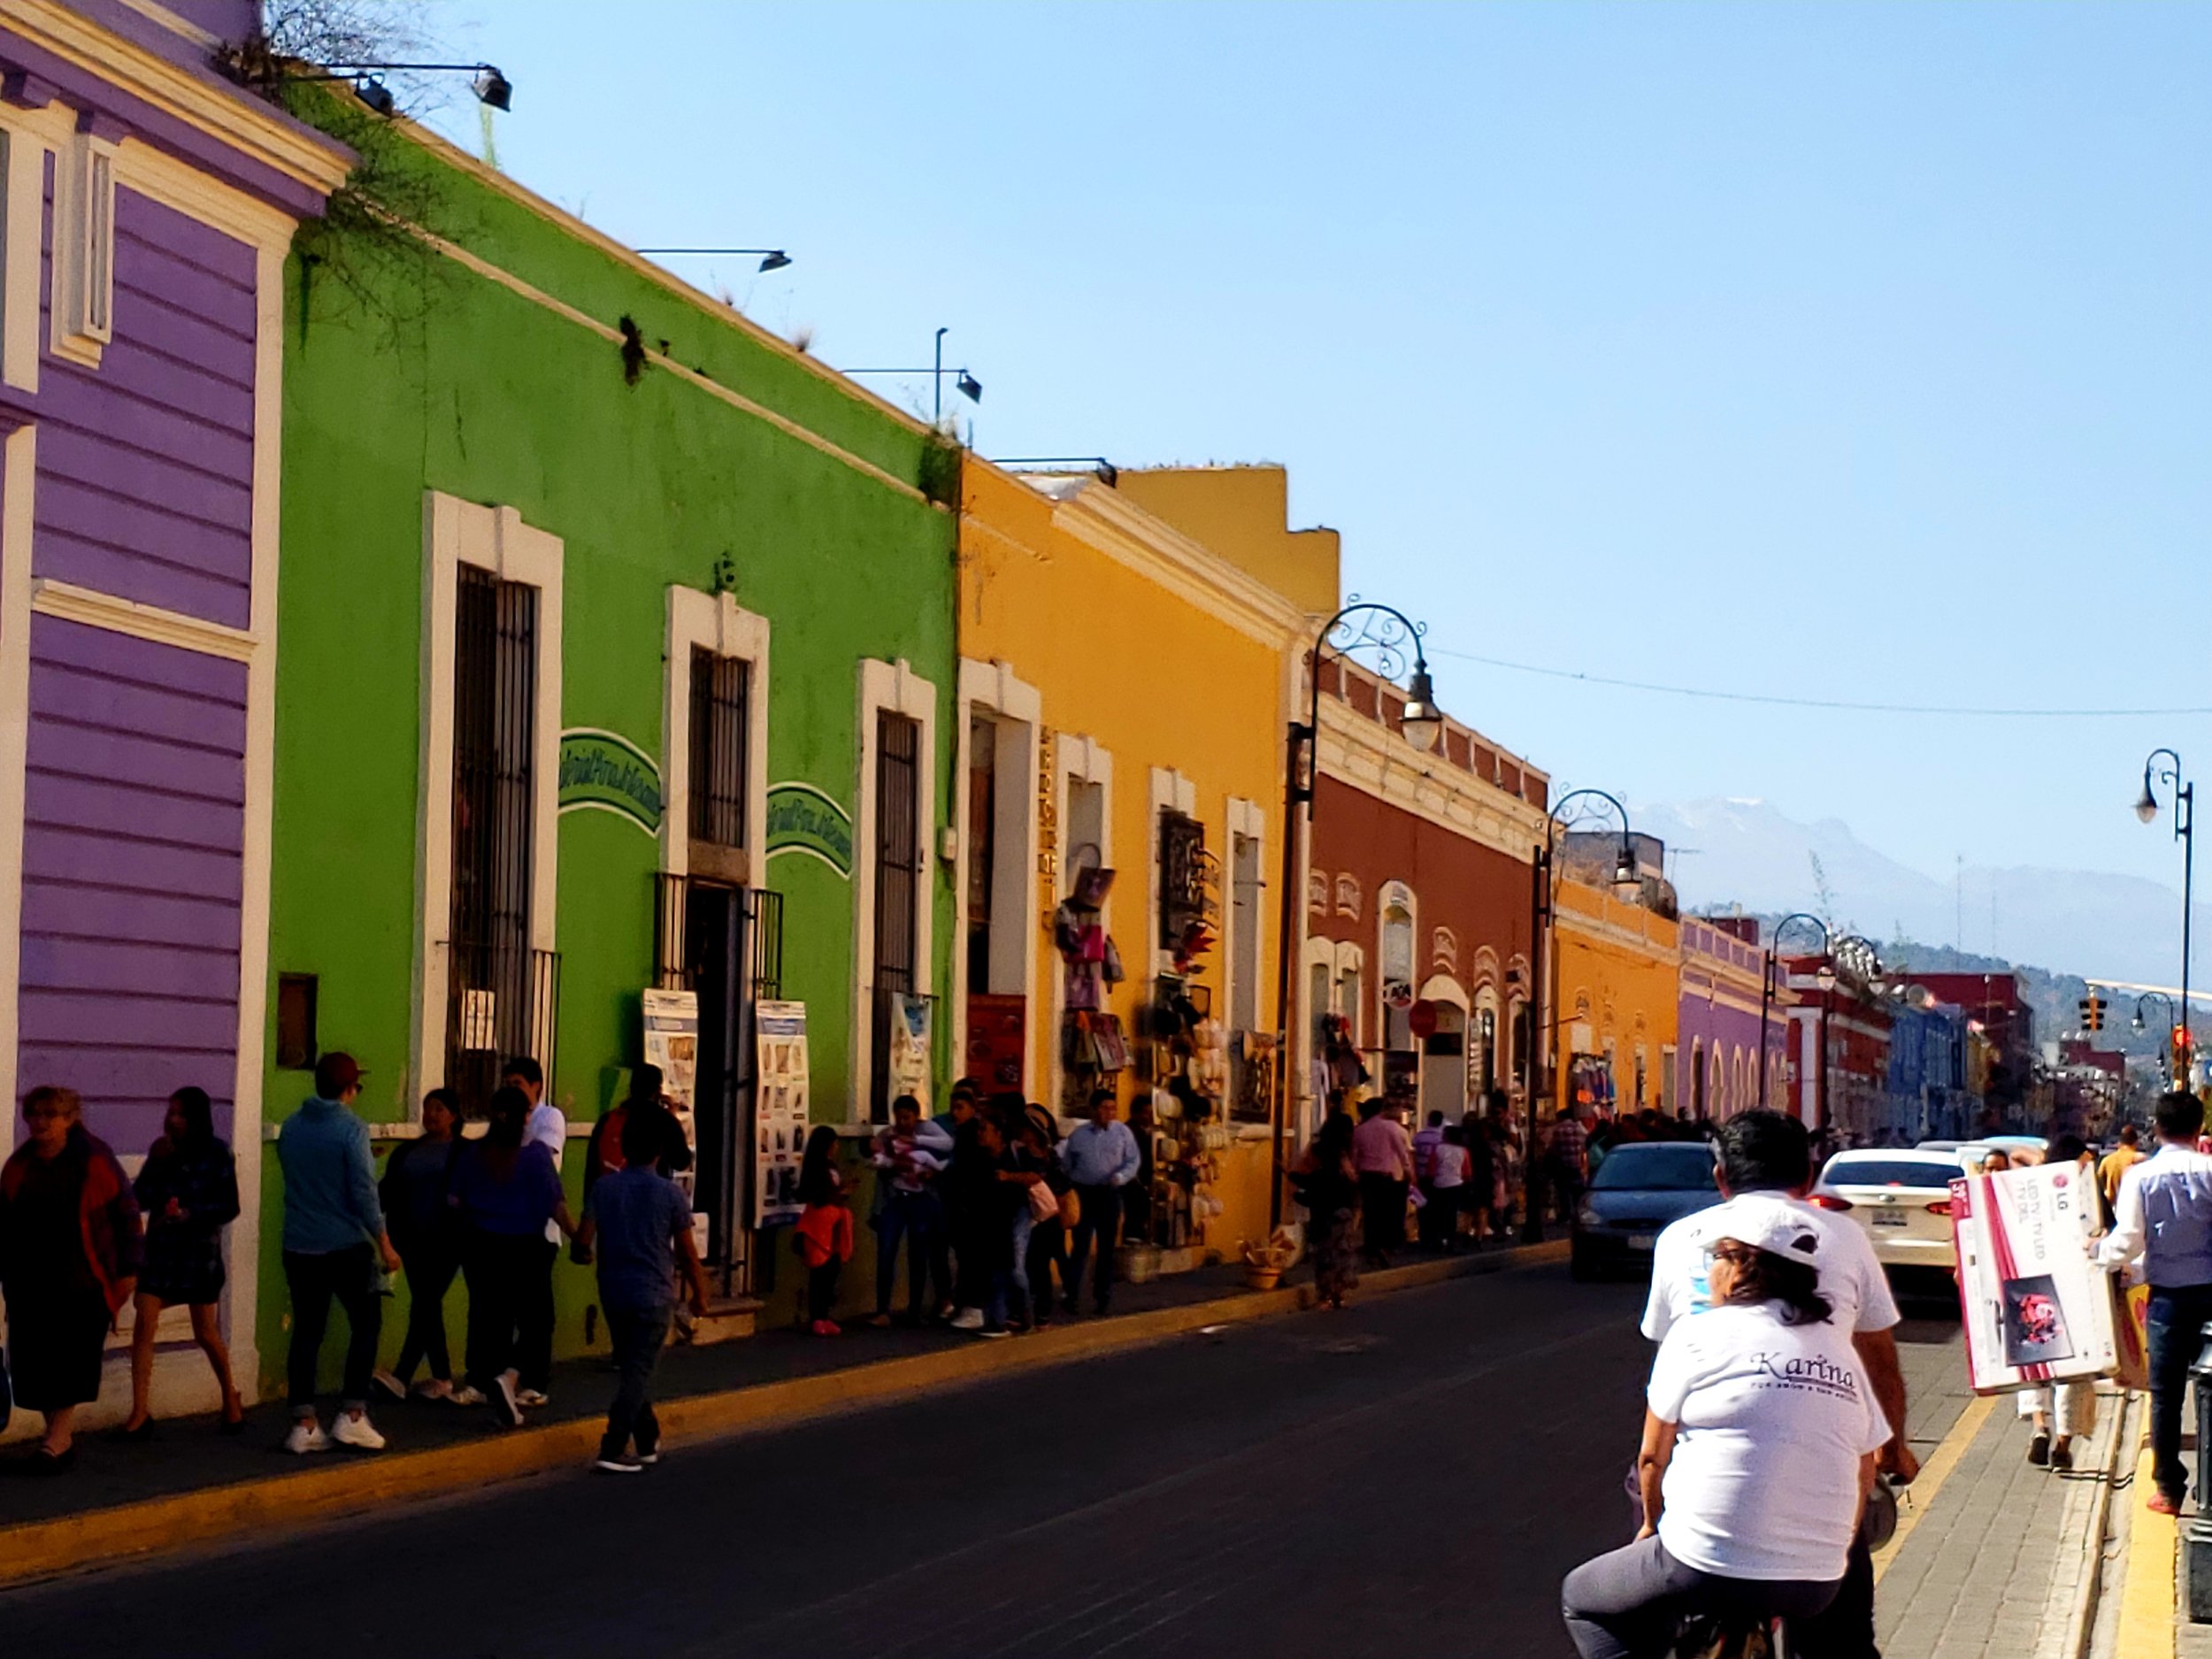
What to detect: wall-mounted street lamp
<box><xmin>637</xmin><ymin>247</ymin><xmax>794</xmax><ymax>274</ymax></box>
<box><xmin>1524</xmin><ymin>787</ymin><xmax>1639</xmax><ymax>1241</ymax></box>
<box><xmin>1269</xmin><ymin>600</ymin><xmax>1439</xmax><ymax>1225</ymax></box>
<box><xmin>1758</xmin><ymin>912</ymin><xmax>1829</xmax><ymax>1112</ymax></box>
<box><xmin>292</xmin><ymin>61</ymin><xmax>512</xmax><ymax>114</ymax></box>
<box><xmin>841</xmin><ymin>326</ymin><xmax>982</xmax><ymax>424</ymax></box>
<box><xmin>2136</xmin><ymin>748</ymin><xmax>2194</xmax><ymax>1055</ymax></box>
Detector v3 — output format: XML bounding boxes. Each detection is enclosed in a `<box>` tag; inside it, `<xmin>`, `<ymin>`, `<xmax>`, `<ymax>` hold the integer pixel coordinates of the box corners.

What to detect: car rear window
<box><xmin>1591</xmin><ymin>1145</ymin><xmax>1718</xmax><ymax>1192</ymax></box>
<box><xmin>1823</xmin><ymin>1157</ymin><xmax>1961</xmax><ymax>1190</ymax></box>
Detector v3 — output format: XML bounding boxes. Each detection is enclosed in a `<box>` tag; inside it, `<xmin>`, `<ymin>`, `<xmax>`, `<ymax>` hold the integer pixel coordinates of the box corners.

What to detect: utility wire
<box><xmin>1424</xmin><ymin>645</ymin><xmax>2212</xmax><ymax>719</ymax></box>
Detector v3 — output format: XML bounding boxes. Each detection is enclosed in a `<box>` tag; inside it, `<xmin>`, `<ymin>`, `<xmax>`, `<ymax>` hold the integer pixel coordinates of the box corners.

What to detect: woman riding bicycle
<box><xmin>1561</xmin><ymin>1194</ymin><xmax>1891</xmax><ymax>1659</ymax></box>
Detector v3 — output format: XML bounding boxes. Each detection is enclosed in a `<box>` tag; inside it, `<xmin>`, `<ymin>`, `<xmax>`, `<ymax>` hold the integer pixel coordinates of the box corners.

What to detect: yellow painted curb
<box><xmin>1872</xmin><ymin>1393</ymin><xmax>1998</xmax><ymax>1585</ymax></box>
<box><xmin>2116</xmin><ymin>1440</ymin><xmax>2177</xmax><ymax>1659</ymax></box>
<box><xmin>0</xmin><ymin>1239</ymin><xmax>1569</xmax><ymax>1588</ymax></box>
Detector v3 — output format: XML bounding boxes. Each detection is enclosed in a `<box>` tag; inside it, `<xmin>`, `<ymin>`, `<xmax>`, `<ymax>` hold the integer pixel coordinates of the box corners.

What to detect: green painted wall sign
<box><xmin>557</xmin><ymin>728</ymin><xmax>663</xmax><ymax>833</ymax></box>
<box><xmin>764</xmin><ymin>780</ymin><xmax>854</xmax><ymax>877</ymax></box>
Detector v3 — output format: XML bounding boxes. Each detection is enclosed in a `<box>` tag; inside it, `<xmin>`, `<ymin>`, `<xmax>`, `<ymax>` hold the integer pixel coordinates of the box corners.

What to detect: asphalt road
<box><xmin>2</xmin><ymin>1262</ymin><xmax>1964</xmax><ymax>1659</ymax></box>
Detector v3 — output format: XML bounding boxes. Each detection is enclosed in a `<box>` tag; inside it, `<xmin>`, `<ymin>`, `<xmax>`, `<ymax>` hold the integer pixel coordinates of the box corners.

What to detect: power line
<box><xmin>1424</xmin><ymin>645</ymin><xmax>2212</xmax><ymax>718</ymax></box>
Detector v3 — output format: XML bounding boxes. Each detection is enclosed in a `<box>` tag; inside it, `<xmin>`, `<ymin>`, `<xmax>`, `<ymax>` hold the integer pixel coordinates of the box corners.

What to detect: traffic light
<box><xmin>2079</xmin><ymin>993</ymin><xmax>2105</xmax><ymax>1033</ymax></box>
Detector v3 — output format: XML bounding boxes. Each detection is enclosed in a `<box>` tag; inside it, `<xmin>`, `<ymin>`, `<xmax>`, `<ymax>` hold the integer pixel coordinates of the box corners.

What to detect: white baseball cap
<box><xmin>1707</xmin><ymin>1194</ymin><xmax>1824</xmax><ymax>1265</ymax></box>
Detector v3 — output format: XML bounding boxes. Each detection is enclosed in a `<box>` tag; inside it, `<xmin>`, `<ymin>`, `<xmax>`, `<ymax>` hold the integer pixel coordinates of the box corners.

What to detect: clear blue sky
<box><xmin>426</xmin><ymin>0</ymin><xmax>2209</xmax><ymax>903</ymax></box>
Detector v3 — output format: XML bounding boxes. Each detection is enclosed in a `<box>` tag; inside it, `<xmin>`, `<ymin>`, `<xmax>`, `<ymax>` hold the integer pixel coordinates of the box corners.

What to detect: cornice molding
<box><xmin>1040</xmin><ymin>478</ymin><xmax>1312</xmax><ymax>649</ymax></box>
<box><xmin>1317</xmin><ymin>699</ymin><xmax>1548</xmax><ymax>866</ymax></box>
<box><xmin>0</xmin><ymin>0</ymin><xmax>349</xmax><ymax>194</ymax></box>
<box><xmin>30</xmin><ymin>576</ymin><xmax>257</xmax><ymax>661</ymax></box>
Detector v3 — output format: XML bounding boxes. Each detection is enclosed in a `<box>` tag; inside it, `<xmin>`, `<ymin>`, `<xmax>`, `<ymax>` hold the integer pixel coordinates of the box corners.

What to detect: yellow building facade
<box><xmin>1550</xmin><ymin>879</ymin><xmax>1682</xmax><ymax>1118</ymax></box>
<box><xmin>955</xmin><ymin>461</ymin><xmax>1313</xmax><ymax>1265</ymax></box>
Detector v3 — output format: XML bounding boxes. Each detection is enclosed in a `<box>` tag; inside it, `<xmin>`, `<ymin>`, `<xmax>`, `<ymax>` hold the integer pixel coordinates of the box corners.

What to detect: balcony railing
<box><xmin>440</xmin><ymin>939</ymin><xmax>560</xmax><ymax>1116</ymax></box>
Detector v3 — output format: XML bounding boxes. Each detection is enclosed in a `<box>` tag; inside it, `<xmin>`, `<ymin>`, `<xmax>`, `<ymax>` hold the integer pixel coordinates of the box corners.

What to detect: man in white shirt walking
<box><xmin>2097</xmin><ymin>1089</ymin><xmax>2212</xmax><ymax>1515</ymax></box>
<box><xmin>1640</xmin><ymin>1110</ymin><xmax>1914</xmax><ymax>1659</ymax></box>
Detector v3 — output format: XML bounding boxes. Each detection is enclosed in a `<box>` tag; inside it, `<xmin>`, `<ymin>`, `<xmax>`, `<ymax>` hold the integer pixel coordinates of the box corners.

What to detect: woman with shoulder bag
<box><xmin>1293</xmin><ymin>1110</ymin><xmax>1361</xmax><ymax>1310</ymax></box>
<box><xmin>1017</xmin><ymin>1104</ymin><xmax>1073</xmax><ymax>1329</ymax></box>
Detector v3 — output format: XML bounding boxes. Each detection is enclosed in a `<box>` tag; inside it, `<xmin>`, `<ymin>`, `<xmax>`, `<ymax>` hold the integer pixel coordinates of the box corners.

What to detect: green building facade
<box><xmin>257</xmin><ymin>117</ymin><xmax>956</xmax><ymax>1392</ymax></box>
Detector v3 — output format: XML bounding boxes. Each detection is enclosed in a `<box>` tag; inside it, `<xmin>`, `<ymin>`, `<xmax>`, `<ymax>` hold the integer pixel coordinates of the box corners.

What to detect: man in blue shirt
<box><xmin>1058</xmin><ymin>1087</ymin><xmax>1141</xmax><ymax>1317</ymax></box>
<box><xmin>576</xmin><ymin>1106</ymin><xmax>708</xmax><ymax>1473</ymax></box>
<box><xmin>275</xmin><ymin>1052</ymin><xmax>401</xmax><ymax>1455</ymax></box>
<box><xmin>2099</xmin><ymin>1089</ymin><xmax>2212</xmax><ymax>1514</ymax></box>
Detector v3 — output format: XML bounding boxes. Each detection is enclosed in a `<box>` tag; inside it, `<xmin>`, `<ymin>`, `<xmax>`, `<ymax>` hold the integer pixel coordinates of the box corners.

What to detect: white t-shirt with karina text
<box><xmin>1642</xmin><ymin>1194</ymin><xmax>1901</xmax><ymax>1342</ymax></box>
<box><xmin>1648</xmin><ymin>1302</ymin><xmax>1892</xmax><ymax>1582</ymax></box>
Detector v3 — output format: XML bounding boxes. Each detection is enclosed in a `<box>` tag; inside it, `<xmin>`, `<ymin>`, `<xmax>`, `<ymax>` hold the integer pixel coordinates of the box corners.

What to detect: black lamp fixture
<box><xmin>295</xmin><ymin>61</ymin><xmax>513</xmax><ymax>112</ymax></box>
<box><xmin>637</xmin><ymin>247</ymin><xmax>794</xmax><ymax>274</ymax></box>
<box><xmin>841</xmin><ymin>327</ymin><xmax>982</xmax><ymax>423</ymax></box>
<box><xmin>1400</xmin><ymin>664</ymin><xmax>1445</xmax><ymax>756</ymax></box>
<box><xmin>2135</xmin><ymin>747</ymin><xmax>2195</xmax><ymax>1054</ymax></box>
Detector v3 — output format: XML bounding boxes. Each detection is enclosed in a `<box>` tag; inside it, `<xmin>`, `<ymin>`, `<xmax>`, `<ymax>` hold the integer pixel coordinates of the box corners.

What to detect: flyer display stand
<box><xmin>754</xmin><ymin>1000</ymin><xmax>810</xmax><ymax>1226</ymax></box>
<box><xmin>1951</xmin><ymin>1160</ymin><xmax>2115</xmax><ymax>1394</ymax></box>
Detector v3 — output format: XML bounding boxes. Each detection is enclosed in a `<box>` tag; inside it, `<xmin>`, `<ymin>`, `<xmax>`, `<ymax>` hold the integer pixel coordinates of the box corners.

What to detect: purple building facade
<box><xmin>1676</xmin><ymin>917</ymin><xmax>1789</xmax><ymax>1122</ymax></box>
<box><xmin>0</xmin><ymin>1</ymin><xmax>343</xmax><ymax>1417</ymax></box>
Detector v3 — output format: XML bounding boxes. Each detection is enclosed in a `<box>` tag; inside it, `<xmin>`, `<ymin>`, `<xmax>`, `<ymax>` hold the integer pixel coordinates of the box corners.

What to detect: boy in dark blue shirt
<box><xmin>575</xmin><ymin>1108</ymin><xmax>708</xmax><ymax>1472</ymax></box>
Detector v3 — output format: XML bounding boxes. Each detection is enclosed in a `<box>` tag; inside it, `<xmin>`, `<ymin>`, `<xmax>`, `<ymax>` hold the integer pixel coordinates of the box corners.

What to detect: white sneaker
<box><xmin>515</xmin><ymin>1388</ymin><xmax>549</xmax><ymax>1409</ymax></box>
<box><xmin>371</xmin><ymin>1369</ymin><xmax>406</xmax><ymax>1403</ymax></box>
<box><xmin>948</xmin><ymin>1307</ymin><xmax>985</xmax><ymax>1331</ymax></box>
<box><xmin>285</xmin><ymin>1420</ymin><xmax>330</xmax><ymax>1455</ymax></box>
<box><xmin>593</xmin><ymin>1453</ymin><xmax>643</xmax><ymax>1473</ymax></box>
<box><xmin>332</xmin><ymin>1410</ymin><xmax>386</xmax><ymax>1451</ymax></box>
<box><xmin>413</xmin><ymin>1378</ymin><xmax>455</xmax><ymax>1402</ymax></box>
<box><xmin>449</xmin><ymin>1384</ymin><xmax>486</xmax><ymax>1407</ymax></box>
<box><xmin>493</xmin><ymin>1369</ymin><xmax>524</xmax><ymax>1427</ymax></box>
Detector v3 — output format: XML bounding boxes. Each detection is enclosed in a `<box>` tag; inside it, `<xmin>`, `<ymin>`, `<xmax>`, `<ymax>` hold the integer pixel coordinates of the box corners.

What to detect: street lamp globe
<box><xmin>1610</xmin><ymin>844</ymin><xmax>1640</xmax><ymax>896</ymax></box>
<box><xmin>1816</xmin><ymin>964</ymin><xmax>1839</xmax><ymax>993</ymax></box>
<box><xmin>1400</xmin><ymin>666</ymin><xmax>1444</xmax><ymax>754</ymax></box>
<box><xmin>2136</xmin><ymin>770</ymin><xmax>2162</xmax><ymax>823</ymax></box>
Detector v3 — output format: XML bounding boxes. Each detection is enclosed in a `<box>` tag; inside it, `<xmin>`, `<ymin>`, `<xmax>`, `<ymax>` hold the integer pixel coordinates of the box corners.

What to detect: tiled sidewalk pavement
<box><xmin>1878</xmin><ymin>1376</ymin><xmax>2125</xmax><ymax>1659</ymax></box>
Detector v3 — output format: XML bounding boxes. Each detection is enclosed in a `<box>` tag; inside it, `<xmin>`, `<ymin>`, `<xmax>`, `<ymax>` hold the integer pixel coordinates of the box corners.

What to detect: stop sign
<box><xmin>1409</xmin><ymin>1000</ymin><xmax>1439</xmax><ymax>1041</ymax></box>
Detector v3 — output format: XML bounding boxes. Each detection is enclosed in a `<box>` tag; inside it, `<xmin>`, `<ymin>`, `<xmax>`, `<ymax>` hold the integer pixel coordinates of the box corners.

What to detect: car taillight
<box><xmin>1926</xmin><ymin>1202</ymin><xmax>1955</xmax><ymax>1216</ymax></box>
<box><xmin>1810</xmin><ymin>1194</ymin><xmax>1854</xmax><ymax>1211</ymax></box>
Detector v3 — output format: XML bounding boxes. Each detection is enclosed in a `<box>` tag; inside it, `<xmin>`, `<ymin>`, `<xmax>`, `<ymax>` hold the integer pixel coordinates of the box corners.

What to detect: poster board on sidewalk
<box><xmin>755</xmin><ymin>1000</ymin><xmax>809</xmax><ymax>1226</ymax></box>
<box><xmin>1952</xmin><ymin>1161</ymin><xmax>2116</xmax><ymax>1394</ymax></box>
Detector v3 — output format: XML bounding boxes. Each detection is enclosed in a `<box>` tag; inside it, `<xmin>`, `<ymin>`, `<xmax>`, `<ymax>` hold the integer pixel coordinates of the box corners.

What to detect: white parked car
<box><xmin>1811</xmin><ymin>1148</ymin><xmax>1969</xmax><ymax>1275</ymax></box>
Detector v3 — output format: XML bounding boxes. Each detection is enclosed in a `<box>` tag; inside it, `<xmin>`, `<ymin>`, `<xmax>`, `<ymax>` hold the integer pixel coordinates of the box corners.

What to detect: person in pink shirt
<box><xmin>1351</xmin><ymin>1097</ymin><xmax>1417</xmax><ymax>1267</ymax></box>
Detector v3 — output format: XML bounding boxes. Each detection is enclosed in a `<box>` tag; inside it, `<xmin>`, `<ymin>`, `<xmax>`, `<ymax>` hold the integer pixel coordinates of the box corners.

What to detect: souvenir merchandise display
<box><xmin>1053</xmin><ymin>859</ymin><xmax>1125</xmax><ymax>1109</ymax></box>
<box><xmin>1310</xmin><ymin>1013</ymin><xmax>1367</xmax><ymax>1103</ymax></box>
<box><xmin>1132</xmin><ymin>976</ymin><xmax>1225</xmax><ymax>1256</ymax></box>
<box><xmin>1951</xmin><ymin>1158</ymin><xmax>2116</xmax><ymax>1394</ymax></box>
<box><xmin>1233</xmin><ymin>1031</ymin><xmax>1279</xmax><ymax>1125</ymax></box>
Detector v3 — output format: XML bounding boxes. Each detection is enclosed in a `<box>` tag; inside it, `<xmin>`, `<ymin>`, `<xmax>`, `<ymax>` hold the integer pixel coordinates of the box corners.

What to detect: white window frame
<box><xmin>1223</xmin><ymin>795</ymin><xmax>1265</xmax><ymax>1035</ymax></box>
<box><xmin>852</xmin><ymin>658</ymin><xmax>938</xmax><ymax>1120</ymax></box>
<box><xmin>52</xmin><ymin>127</ymin><xmax>116</xmax><ymax>367</ymax></box>
<box><xmin>663</xmin><ymin>586</ymin><xmax>771</xmax><ymax>879</ymax></box>
<box><xmin>1377</xmin><ymin>879</ymin><xmax>1417</xmax><ymax>1052</ymax></box>
<box><xmin>412</xmin><ymin>494</ymin><xmax>564</xmax><ymax>1105</ymax></box>
<box><xmin>953</xmin><ymin>657</ymin><xmax>1041</xmax><ymax>1100</ymax></box>
<box><xmin>1047</xmin><ymin>733</ymin><xmax>1113</xmax><ymax>1112</ymax></box>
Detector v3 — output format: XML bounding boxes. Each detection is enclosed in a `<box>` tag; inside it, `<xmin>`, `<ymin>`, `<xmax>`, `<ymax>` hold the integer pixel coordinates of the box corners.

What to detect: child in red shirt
<box><xmin>795</xmin><ymin>1125</ymin><xmax>854</xmax><ymax>1335</ymax></box>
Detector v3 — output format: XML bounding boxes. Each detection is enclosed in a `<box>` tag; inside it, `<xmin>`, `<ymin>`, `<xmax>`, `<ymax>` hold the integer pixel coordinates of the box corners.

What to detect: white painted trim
<box><xmin>1419</xmin><ymin>972</ymin><xmax>1470</xmax><ymax>1010</ymax></box>
<box><xmin>220</xmin><ymin>238</ymin><xmax>284</xmax><ymax>1397</ymax></box>
<box><xmin>0</xmin><ymin>0</ymin><xmax>353</xmax><ymax>195</ymax></box>
<box><xmin>663</xmin><ymin>586</ymin><xmax>772</xmax><ymax>879</ymax></box>
<box><xmin>952</xmin><ymin>658</ymin><xmax>1041</xmax><ymax>1102</ymax></box>
<box><xmin>1047</xmin><ymin>733</ymin><xmax>1113</xmax><ymax>1110</ymax></box>
<box><xmin>1222</xmin><ymin>795</ymin><xmax>1266</xmax><ymax>1035</ymax></box>
<box><xmin>0</xmin><ymin>128</ymin><xmax>36</xmax><ymax>393</ymax></box>
<box><xmin>28</xmin><ymin>578</ymin><xmax>257</xmax><ymax>661</ymax></box>
<box><xmin>852</xmin><ymin>658</ymin><xmax>938</xmax><ymax>1118</ymax></box>
<box><xmin>50</xmin><ymin>127</ymin><xmax>115</xmax><ymax>367</ymax></box>
<box><xmin>411</xmin><ymin>494</ymin><xmax>565</xmax><ymax>1103</ymax></box>
<box><xmin>0</xmin><ymin>425</ymin><xmax>35</xmax><ymax>1164</ymax></box>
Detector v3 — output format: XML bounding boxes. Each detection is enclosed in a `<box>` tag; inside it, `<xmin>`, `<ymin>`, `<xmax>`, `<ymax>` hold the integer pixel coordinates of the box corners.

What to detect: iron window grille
<box><xmin>688</xmin><ymin>647</ymin><xmax>751</xmax><ymax>848</ymax></box>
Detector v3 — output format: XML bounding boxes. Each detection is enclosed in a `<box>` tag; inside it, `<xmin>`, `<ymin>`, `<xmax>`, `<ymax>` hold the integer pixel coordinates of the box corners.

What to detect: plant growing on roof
<box><xmin>218</xmin><ymin>0</ymin><xmax>466</xmax><ymax>342</ymax></box>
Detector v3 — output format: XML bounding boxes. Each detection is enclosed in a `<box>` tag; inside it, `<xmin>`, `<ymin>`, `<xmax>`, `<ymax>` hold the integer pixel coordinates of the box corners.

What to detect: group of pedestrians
<box><xmin>0</xmin><ymin>1049</ymin><xmax>706</xmax><ymax>1479</ymax></box>
<box><xmin>856</xmin><ymin>1081</ymin><xmax>1144</xmax><ymax>1340</ymax></box>
<box><xmin>0</xmin><ymin>1083</ymin><xmax>242</xmax><ymax>1473</ymax></box>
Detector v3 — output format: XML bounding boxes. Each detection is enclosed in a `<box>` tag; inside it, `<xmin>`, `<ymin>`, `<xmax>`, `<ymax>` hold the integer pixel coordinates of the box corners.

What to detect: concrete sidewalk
<box><xmin>1877</xmin><ymin>1380</ymin><xmax>2130</xmax><ymax>1659</ymax></box>
<box><xmin>0</xmin><ymin>1238</ymin><xmax>1564</xmax><ymax>1587</ymax></box>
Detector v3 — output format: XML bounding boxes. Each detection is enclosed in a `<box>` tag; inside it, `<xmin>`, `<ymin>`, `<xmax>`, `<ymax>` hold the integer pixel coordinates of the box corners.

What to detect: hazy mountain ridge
<box><xmin>1636</xmin><ymin>797</ymin><xmax>2200</xmax><ymax>997</ymax></box>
